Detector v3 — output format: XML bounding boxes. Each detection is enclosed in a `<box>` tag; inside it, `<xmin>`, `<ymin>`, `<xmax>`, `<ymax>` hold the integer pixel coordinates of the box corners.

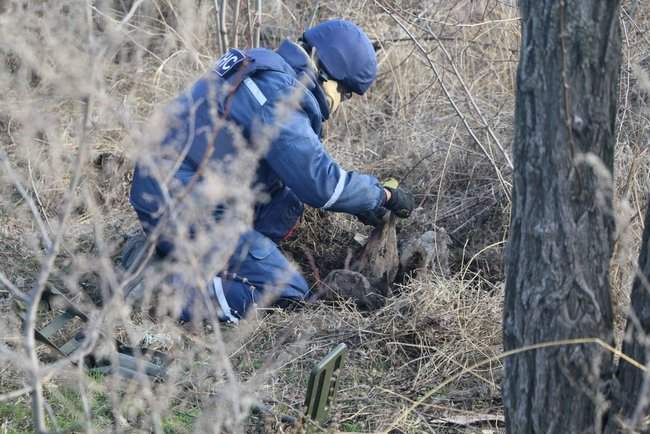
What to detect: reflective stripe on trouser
<box><xmin>180</xmin><ymin>230</ymin><xmax>310</xmax><ymax>322</ymax></box>
<box><xmin>212</xmin><ymin>277</ymin><xmax>238</xmax><ymax>323</ymax></box>
<box><xmin>220</xmin><ymin>230</ymin><xmax>309</xmax><ymax>318</ymax></box>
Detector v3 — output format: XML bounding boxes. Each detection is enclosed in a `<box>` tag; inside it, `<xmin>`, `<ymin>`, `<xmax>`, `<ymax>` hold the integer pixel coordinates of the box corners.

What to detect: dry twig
<box><xmin>374</xmin><ymin>0</ymin><xmax>512</xmax><ymax>203</ymax></box>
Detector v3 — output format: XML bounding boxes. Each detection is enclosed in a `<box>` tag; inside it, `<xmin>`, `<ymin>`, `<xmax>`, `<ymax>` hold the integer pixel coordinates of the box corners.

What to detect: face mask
<box><xmin>321</xmin><ymin>79</ymin><xmax>342</xmax><ymax>113</ymax></box>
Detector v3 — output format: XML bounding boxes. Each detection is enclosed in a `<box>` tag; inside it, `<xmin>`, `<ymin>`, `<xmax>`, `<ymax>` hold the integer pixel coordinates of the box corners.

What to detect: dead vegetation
<box><xmin>0</xmin><ymin>0</ymin><xmax>648</xmax><ymax>432</ymax></box>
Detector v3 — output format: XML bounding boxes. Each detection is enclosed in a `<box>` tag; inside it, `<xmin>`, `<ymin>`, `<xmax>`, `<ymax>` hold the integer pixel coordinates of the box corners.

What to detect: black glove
<box><xmin>355</xmin><ymin>207</ymin><xmax>387</xmax><ymax>227</ymax></box>
<box><xmin>384</xmin><ymin>186</ymin><xmax>415</xmax><ymax>218</ymax></box>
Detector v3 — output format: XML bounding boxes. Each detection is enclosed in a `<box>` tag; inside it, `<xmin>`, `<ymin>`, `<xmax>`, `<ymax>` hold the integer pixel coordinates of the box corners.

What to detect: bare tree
<box><xmin>504</xmin><ymin>1</ymin><xmax>622</xmax><ymax>433</ymax></box>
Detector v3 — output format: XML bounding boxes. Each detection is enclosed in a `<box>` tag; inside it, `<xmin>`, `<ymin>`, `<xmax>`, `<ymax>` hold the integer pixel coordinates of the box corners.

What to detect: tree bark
<box><xmin>504</xmin><ymin>1</ymin><xmax>621</xmax><ymax>433</ymax></box>
<box><xmin>612</xmin><ymin>200</ymin><xmax>650</xmax><ymax>432</ymax></box>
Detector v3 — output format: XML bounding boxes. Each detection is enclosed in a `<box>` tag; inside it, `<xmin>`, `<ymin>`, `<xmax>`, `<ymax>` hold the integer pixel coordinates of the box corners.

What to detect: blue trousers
<box><xmin>133</xmin><ymin>209</ymin><xmax>310</xmax><ymax>321</ymax></box>
<box><xmin>206</xmin><ymin>230</ymin><xmax>310</xmax><ymax>320</ymax></box>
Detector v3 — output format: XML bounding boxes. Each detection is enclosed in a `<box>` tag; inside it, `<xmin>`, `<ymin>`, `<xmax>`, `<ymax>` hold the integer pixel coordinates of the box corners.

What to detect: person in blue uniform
<box><xmin>129</xmin><ymin>20</ymin><xmax>415</xmax><ymax>322</ymax></box>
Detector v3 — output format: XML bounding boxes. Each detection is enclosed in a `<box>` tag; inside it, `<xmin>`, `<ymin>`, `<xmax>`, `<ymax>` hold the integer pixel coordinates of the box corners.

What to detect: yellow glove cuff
<box><xmin>382</xmin><ymin>178</ymin><xmax>399</xmax><ymax>190</ymax></box>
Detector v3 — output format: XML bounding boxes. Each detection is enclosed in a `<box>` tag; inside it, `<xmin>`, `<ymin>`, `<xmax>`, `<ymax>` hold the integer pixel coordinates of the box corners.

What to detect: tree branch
<box><xmin>23</xmin><ymin>97</ymin><xmax>91</xmax><ymax>433</ymax></box>
<box><xmin>219</xmin><ymin>0</ymin><xmax>230</xmax><ymax>50</ymax></box>
<box><xmin>375</xmin><ymin>0</ymin><xmax>512</xmax><ymax>202</ymax></box>
<box><xmin>255</xmin><ymin>0</ymin><xmax>262</xmax><ymax>47</ymax></box>
<box><xmin>0</xmin><ymin>151</ymin><xmax>52</xmax><ymax>250</ymax></box>
<box><xmin>231</xmin><ymin>0</ymin><xmax>241</xmax><ymax>48</ymax></box>
<box><xmin>0</xmin><ymin>270</ymin><xmax>28</xmax><ymax>302</ymax></box>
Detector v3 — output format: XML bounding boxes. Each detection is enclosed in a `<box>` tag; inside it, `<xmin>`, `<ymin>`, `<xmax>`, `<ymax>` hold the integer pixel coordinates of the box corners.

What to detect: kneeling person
<box><xmin>129</xmin><ymin>20</ymin><xmax>415</xmax><ymax>321</ymax></box>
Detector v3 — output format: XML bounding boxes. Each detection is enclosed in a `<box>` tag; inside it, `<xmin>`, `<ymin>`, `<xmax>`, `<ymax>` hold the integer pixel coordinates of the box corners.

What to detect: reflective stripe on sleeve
<box><xmin>322</xmin><ymin>166</ymin><xmax>347</xmax><ymax>209</ymax></box>
<box><xmin>243</xmin><ymin>78</ymin><xmax>267</xmax><ymax>106</ymax></box>
<box><xmin>212</xmin><ymin>277</ymin><xmax>238</xmax><ymax>323</ymax></box>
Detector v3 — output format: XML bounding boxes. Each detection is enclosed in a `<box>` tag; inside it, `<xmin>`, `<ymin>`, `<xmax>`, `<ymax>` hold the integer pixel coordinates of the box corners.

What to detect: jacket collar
<box><xmin>276</xmin><ymin>39</ymin><xmax>331</xmax><ymax>121</ymax></box>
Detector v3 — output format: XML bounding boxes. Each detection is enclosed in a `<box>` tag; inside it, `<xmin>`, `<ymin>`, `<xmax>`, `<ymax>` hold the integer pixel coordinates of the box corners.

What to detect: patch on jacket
<box><xmin>214</xmin><ymin>49</ymin><xmax>247</xmax><ymax>78</ymax></box>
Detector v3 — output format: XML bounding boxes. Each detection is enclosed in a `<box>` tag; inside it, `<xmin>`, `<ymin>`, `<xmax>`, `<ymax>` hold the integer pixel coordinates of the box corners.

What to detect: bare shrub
<box><xmin>0</xmin><ymin>0</ymin><xmax>648</xmax><ymax>432</ymax></box>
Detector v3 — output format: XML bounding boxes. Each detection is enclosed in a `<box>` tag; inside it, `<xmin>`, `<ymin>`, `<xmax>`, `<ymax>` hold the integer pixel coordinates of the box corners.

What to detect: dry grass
<box><xmin>0</xmin><ymin>0</ymin><xmax>648</xmax><ymax>432</ymax></box>
<box><xmin>251</xmin><ymin>274</ymin><xmax>504</xmax><ymax>432</ymax></box>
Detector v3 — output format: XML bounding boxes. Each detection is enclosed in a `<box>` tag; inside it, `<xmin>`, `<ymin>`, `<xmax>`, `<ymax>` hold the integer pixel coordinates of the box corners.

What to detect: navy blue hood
<box><xmin>302</xmin><ymin>20</ymin><xmax>377</xmax><ymax>95</ymax></box>
<box><xmin>276</xmin><ymin>39</ymin><xmax>331</xmax><ymax>120</ymax></box>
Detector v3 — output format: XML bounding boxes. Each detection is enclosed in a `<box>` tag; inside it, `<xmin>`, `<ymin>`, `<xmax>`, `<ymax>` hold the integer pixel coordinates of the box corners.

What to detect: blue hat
<box><xmin>302</xmin><ymin>20</ymin><xmax>377</xmax><ymax>95</ymax></box>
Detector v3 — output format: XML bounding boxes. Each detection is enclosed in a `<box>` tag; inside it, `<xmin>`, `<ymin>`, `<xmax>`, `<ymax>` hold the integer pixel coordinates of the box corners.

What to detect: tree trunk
<box><xmin>612</xmin><ymin>200</ymin><xmax>650</xmax><ymax>432</ymax></box>
<box><xmin>504</xmin><ymin>1</ymin><xmax>621</xmax><ymax>433</ymax></box>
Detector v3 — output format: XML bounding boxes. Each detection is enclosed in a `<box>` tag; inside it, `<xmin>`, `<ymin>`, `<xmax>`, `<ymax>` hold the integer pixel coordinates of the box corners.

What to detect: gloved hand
<box><xmin>383</xmin><ymin>179</ymin><xmax>415</xmax><ymax>218</ymax></box>
<box><xmin>355</xmin><ymin>207</ymin><xmax>387</xmax><ymax>227</ymax></box>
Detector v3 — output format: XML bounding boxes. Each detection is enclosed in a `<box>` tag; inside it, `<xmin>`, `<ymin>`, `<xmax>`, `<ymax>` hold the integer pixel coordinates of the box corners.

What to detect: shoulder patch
<box><xmin>213</xmin><ymin>49</ymin><xmax>247</xmax><ymax>78</ymax></box>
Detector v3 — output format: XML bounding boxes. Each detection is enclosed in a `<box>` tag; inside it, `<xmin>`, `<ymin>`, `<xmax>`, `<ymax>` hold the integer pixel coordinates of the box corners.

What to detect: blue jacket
<box><xmin>130</xmin><ymin>40</ymin><xmax>386</xmax><ymax>243</ymax></box>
